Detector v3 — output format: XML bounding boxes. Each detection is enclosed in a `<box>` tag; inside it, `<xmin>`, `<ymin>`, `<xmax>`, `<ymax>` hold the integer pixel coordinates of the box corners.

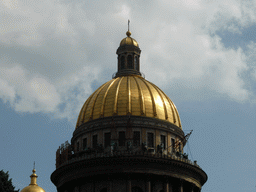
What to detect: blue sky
<box><xmin>0</xmin><ymin>0</ymin><xmax>256</xmax><ymax>191</ymax></box>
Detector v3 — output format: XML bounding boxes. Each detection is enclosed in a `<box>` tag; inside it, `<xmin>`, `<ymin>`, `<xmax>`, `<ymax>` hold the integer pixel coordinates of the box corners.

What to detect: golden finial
<box><xmin>20</xmin><ymin>163</ymin><xmax>46</xmax><ymax>192</ymax></box>
<box><xmin>30</xmin><ymin>162</ymin><xmax>38</xmax><ymax>186</ymax></box>
<box><xmin>126</xmin><ymin>19</ymin><xmax>131</xmax><ymax>37</ymax></box>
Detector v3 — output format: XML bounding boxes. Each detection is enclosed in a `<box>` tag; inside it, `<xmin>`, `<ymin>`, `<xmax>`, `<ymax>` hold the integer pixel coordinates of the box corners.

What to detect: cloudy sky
<box><xmin>0</xmin><ymin>0</ymin><xmax>256</xmax><ymax>191</ymax></box>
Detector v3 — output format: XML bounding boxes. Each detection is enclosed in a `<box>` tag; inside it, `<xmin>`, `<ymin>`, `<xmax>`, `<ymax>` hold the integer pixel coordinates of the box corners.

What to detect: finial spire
<box><xmin>30</xmin><ymin>163</ymin><xmax>38</xmax><ymax>186</ymax></box>
<box><xmin>33</xmin><ymin>161</ymin><xmax>35</xmax><ymax>170</ymax></box>
<box><xmin>126</xmin><ymin>20</ymin><xmax>131</xmax><ymax>37</ymax></box>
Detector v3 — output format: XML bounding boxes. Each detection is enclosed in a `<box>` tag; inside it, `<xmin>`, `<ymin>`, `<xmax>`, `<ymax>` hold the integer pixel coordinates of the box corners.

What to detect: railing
<box><xmin>56</xmin><ymin>150</ymin><xmax>201</xmax><ymax>170</ymax></box>
<box><xmin>112</xmin><ymin>71</ymin><xmax>145</xmax><ymax>79</ymax></box>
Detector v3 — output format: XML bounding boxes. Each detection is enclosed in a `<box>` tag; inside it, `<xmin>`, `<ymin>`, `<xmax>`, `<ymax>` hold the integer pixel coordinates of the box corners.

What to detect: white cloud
<box><xmin>0</xmin><ymin>65</ymin><xmax>60</xmax><ymax>112</ymax></box>
<box><xmin>0</xmin><ymin>78</ymin><xmax>15</xmax><ymax>102</ymax></box>
<box><xmin>0</xmin><ymin>0</ymin><xmax>256</xmax><ymax>121</ymax></box>
<box><xmin>29</xmin><ymin>77</ymin><xmax>60</xmax><ymax>107</ymax></box>
<box><xmin>1</xmin><ymin>0</ymin><xmax>19</xmax><ymax>10</ymax></box>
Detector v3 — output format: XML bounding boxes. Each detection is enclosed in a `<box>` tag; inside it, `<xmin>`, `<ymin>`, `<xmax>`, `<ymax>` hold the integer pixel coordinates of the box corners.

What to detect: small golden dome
<box><xmin>120</xmin><ymin>31</ymin><xmax>139</xmax><ymax>47</ymax></box>
<box><xmin>21</xmin><ymin>169</ymin><xmax>45</xmax><ymax>192</ymax></box>
<box><xmin>76</xmin><ymin>75</ymin><xmax>181</xmax><ymax>128</ymax></box>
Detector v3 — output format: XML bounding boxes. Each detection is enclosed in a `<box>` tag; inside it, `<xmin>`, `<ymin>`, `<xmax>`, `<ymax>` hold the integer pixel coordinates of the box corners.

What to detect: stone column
<box><xmin>146</xmin><ymin>181</ymin><xmax>151</xmax><ymax>192</ymax></box>
<box><xmin>190</xmin><ymin>184</ymin><xmax>195</xmax><ymax>192</ymax></box>
<box><xmin>164</xmin><ymin>182</ymin><xmax>169</xmax><ymax>192</ymax></box>
<box><xmin>179</xmin><ymin>180</ymin><xmax>183</xmax><ymax>192</ymax></box>
<box><xmin>127</xmin><ymin>180</ymin><xmax>131</xmax><ymax>192</ymax></box>
<box><xmin>169</xmin><ymin>182</ymin><xmax>173</xmax><ymax>192</ymax></box>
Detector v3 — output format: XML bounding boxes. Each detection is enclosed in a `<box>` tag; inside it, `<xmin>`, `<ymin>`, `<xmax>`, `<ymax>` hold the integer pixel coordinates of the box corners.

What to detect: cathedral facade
<box><xmin>51</xmin><ymin>30</ymin><xmax>207</xmax><ymax>192</ymax></box>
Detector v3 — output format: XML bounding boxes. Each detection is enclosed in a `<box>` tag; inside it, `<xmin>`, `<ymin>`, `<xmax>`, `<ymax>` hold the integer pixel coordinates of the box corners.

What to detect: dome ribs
<box><xmin>161</xmin><ymin>91</ymin><xmax>177</xmax><ymax>124</ymax></box>
<box><xmin>168</xmin><ymin>98</ymin><xmax>177</xmax><ymax>124</ymax></box>
<box><xmin>76</xmin><ymin>94</ymin><xmax>92</xmax><ymax>127</ymax></box>
<box><xmin>127</xmin><ymin>76</ymin><xmax>131</xmax><ymax>114</ymax></box>
<box><xmin>172</xmin><ymin>102</ymin><xmax>182</xmax><ymax>127</ymax></box>
<box><xmin>100</xmin><ymin>78</ymin><xmax>119</xmax><ymax>117</ymax></box>
<box><xmin>89</xmin><ymin>82</ymin><xmax>109</xmax><ymax>121</ymax></box>
<box><xmin>161</xmin><ymin>91</ymin><xmax>181</xmax><ymax>128</ymax></box>
<box><xmin>77</xmin><ymin>82</ymin><xmax>107</xmax><ymax>126</ymax></box>
<box><xmin>113</xmin><ymin>76</ymin><xmax>123</xmax><ymax>115</ymax></box>
<box><xmin>117</xmin><ymin>77</ymin><xmax>128</xmax><ymax>116</ymax></box>
<box><xmin>151</xmin><ymin>83</ymin><xmax>168</xmax><ymax>121</ymax></box>
<box><xmin>76</xmin><ymin>76</ymin><xmax>181</xmax><ymax>128</ymax></box>
<box><xmin>133</xmin><ymin>76</ymin><xmax>145</xmax><ymax>115</ymax></box>
<box><xmin>142</xmin><ymin>79</ymin><xmax>157</xmax><ymax>117</ymax></box>
<box><xmin>120</xmin><ymin>37</ymin><xmax>139</xmax><ymax>47</ymax></box>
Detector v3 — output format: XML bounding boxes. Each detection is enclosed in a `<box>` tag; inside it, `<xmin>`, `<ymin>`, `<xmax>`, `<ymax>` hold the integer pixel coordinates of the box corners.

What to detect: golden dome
<box><xmin>76</xmin><ymin>75</ymin><xmax>181</xmax><ymax>128</ymax></box>
<box><xmin>120</xmin><ymin>30</ymin><xmax>139</xmax><ymax>47</ymax></box>
<box><xmin>21</xmin><ymin>169</ymin><xmax>45</xmax><ymax>192</ymax></box>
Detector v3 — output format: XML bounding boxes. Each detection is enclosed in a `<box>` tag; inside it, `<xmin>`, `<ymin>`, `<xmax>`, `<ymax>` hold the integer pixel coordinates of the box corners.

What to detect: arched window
<box><xmin>133</xmin><ymin>131</ymin><xmax>140</xmax><ymax>146</ymax></box>
<box><xmin>121</xmin><ymin>56</ymin><xmax>125</xmax><ymax>70</ymax></box>
<box><xmin>132</xmin><ymin>187</ymin><xmax>143</xmax><ymax>192</ymax></box>
<box><xmin>93</xmin><ymin>135</ymin><xmax>98</xmax><ymax>148</ymax></box>
<box><xmin>83</xmin><ymin>138</ymin><xmax>87</xmax><ymax>150</ymax></box>
<box><xmin>119</xmin><ymin>131</ymin><xmax>126</xmax><ymax>146</ymax></box>
<box><xmin>147</xmin><ymin>132</ymin><xmax>154</xmax><ymax>147</ymax></box>
<box><xmin>127</xmin><ymin>55</ymin><xmax>133</xmax><ymax>69</ymax></box>
<box><xmin>104</xmin><ymin>132</ymin><xmax>111</xmax><ymax>147</ymax></box>
<box><xmin>135</xmin><ymin>56</ymin><xmax>139</xmax><ymax>71</ymax></box>
<box><xmin>179</xmin><ymin>143</ymin><xmax>182</xmax><ymax>152</ymax></box>
<box><xmin>77</xmin><ymin>142</ymin><xmax>79</xmax><ymax>152</ymax></box>
<box><xmin>100</xmin><ymin>188</ymin><xmax>107</xmax><ymax>192</ymax></box>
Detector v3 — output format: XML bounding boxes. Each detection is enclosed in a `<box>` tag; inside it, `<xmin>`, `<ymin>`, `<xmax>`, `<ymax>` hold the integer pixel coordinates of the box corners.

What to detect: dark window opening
<box><xmin>127</xmin><ymin>55</ymin><xmax>133</xmax><ymax>69</ymax></box>
<box><xmin>121</xmin><ymin>56</ymin><xmax>125</xmax><ymax>70</ymax></box>
<box><xmin>119</xmin><ymin>131</ymin><xmax>126</xmax><ymax>146</ymax></box>
<box><xmin>161</xmin><ymin>135</ymin><xmax>166</xmax><ymax>149</ymax></box>
<box><xmin>100</xmin><ymin>188</ymin><xmax>107</xmax><ymax>192</ymax></box>
<box><xmin>179</xmin><ymin>143</ymin><xmax>182</xmax><ymax>152</ymax></box>
<box><xmin>171</xmin><ymin>138</ymin><xmax>175</xmax><ymax>152</ymax></box>
<box><xmin>132</xmin><ymin>187</ymin><xmax>143</xmax><ymax>192</ymax></box>
<box><xmin>104</xmin><ymin>132</ymin><xmax>111</xmax><ymax>147</ymax></box>
<box><xmin>147</xmin><ymin>133</ymin><xmax>154</xmax><ymax>148</ymax></box>
<box><xmin>133</xmin><ymin>131</ymin><xmax>140</xmax><ymax>146</ymax></box>
<box><xmin>77</xmin><ymin>142</ymin><xmax>79</xmax><ymax>152</ymax></box>
<box><xmin>93</xmin><ymin>135</ymin><xmax>98</xmax><ymax>148</ymax></box>
<box><xmin>135</xmin><ymin>56</ymin><xmax>139</xmax><ymax>71</ymax></box>
<box><xmin>83</xmin><ymin>138</ymin><xmax>87</xmax><ymax>150</ymax></box>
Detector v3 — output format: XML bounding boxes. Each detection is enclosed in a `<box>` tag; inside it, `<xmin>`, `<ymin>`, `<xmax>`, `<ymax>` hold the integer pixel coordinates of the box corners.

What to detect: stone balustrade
<box><xmin>56</xmin><ymin>149</ymin><xmax>201</xmax><ymax>170</ymax></box>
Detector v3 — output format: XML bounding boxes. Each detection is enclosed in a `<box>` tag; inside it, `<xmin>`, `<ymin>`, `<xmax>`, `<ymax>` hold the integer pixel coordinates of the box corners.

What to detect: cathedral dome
<box><xmin>21</xmin><ymin>185</ymin><xmax>45</xmax><ymax>192</ymax></box>
<box><xmin>21</xmin><ymin>169</ymin><xmax>45</xmax><ymax>192</ymax></box>
<box><xmin>119</xmin><ymin>31</ymin><xmax>139</xmax><ymax>47</ymax></box>
<box><xmin>76</xmin><ymin>75</ymin><xmax>181</xmax><ymax>129</ymax></box>
<box><xmin>52</xmin><ymin>25</ymin><xmax>207</xmax><ymax>192</ymax></box>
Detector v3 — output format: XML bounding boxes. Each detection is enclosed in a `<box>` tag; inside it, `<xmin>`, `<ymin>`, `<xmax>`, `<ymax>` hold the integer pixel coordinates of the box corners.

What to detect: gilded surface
<box><xmin>120</xmin><ymin>37</ymin><xmax>139</xmax><ymax>47</ymax></box>
<box><xmin>76</xmin><ymin>75</ymin><xmax>182</xmax><ymax>129</ymax></box>
<box><xmin>21</xmin><ymin>169</ymin><xmax>46</xmax><ymax>192</ymax></box>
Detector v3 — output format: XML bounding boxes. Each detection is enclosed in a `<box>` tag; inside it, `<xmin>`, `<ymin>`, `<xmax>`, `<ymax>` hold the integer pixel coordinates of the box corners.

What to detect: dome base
<box><xmin>51</xmin><ymin>153</ymin><xmax>207</xmax><ymax>192</ymax></box>
<box><xmin>74</xmin><ymin>115</ymin><xmax>184</xmax><ymax>142</ymax></box>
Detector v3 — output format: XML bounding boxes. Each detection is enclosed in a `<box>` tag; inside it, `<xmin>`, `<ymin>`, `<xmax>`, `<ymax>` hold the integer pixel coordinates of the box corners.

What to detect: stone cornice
<box><xmin>72</xmin><ymin>116</ymin><xmax>184</xmax><ymax>143</ymax></box>
<box><xmin>51</xmin><ymin>152</ymin><xmax>207</xmax><ymax>189</ymax></box>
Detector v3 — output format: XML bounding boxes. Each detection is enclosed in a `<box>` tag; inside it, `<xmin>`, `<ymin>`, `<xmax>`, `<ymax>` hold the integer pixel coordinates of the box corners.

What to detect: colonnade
<box><xmin>63</xmin><ymin>176</ymin><xmax>201</xmax><ymax>192</ymax></box>
<box><xmin>96</xmin><ymin>179</ymin><xmax>200</xmax><ymax>192</ymax></box>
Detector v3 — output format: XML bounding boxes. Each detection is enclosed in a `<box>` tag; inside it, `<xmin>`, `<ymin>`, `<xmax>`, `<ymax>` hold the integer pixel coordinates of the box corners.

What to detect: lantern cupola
<box><xmin>115</xmin><ymin>22</ymin><xmax>141</xmax><ymax>77</ymax></box>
